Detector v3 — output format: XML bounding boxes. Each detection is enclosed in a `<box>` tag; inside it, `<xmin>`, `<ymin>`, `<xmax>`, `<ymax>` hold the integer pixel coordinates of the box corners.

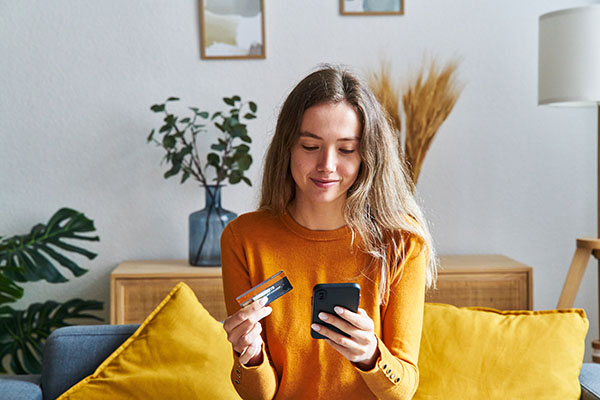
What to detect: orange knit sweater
<box><xmin>221</xmin><ymin>211</ymin><xmax>426</xmax><ymax>400</ymax></box>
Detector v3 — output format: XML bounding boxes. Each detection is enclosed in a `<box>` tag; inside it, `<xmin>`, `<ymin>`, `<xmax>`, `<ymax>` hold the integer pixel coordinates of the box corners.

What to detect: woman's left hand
<box><xmin>311</xmin><ymin>307</ymin><xmax>380</xmax><ymax>370</ymax></box>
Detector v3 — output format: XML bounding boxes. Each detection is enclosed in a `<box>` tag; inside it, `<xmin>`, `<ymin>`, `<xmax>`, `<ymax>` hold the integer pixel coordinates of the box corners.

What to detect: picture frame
<box><xmin>340</xmin><ymin>0</ymin><xmax>404</xmax><ymax>15</ymax></box>
<box><xmin>200</xmin><ymin>0</ymin><xmax>265</xmax><ymax>60</ymax></box>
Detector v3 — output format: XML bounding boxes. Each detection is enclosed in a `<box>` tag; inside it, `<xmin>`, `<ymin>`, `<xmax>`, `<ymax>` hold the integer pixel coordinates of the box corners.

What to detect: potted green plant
<box><xmin>0</xmin><ymin>208</ymin><xmax>103</xmax><ymax>374</ymax></box>
<box><xmin>148</xmin><ymin>96</ymin><xmax>256</xmax><ymax>266</ymax></box>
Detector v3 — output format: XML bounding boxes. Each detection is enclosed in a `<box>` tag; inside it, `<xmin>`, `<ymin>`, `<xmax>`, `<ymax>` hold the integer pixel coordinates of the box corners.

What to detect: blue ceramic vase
<box><xmin>189</xmin><ymin>185</ymin><xmax>236</xmax><ymax>266</ymax></box>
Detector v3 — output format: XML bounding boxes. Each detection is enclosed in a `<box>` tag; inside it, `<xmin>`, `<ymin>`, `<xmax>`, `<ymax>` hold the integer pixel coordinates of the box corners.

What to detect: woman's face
<box><xmin>290</xmin><ymin>101</ymin><xmax>362</xmax><ymax>210</ymax></box>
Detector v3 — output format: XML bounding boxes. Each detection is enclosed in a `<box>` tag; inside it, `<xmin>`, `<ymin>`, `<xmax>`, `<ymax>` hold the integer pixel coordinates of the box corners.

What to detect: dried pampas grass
<box><xmin>367</xmin><ymin>60</ymin><xmax>403</xmax><ymax>154</ymax></box>
<box><xmin>368</xmin><ymin>58</ymin><xmax>463</xmax><ymax>189</ymax></box>
<box><xmin>404</xmin><ymin>59</ymin><xmax>462</xmax><ymax>186</ymax></box>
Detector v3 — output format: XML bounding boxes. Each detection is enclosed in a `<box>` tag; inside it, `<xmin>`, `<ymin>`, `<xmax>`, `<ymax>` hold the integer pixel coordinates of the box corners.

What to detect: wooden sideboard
<box><xmin>426</xmin><ymin>255</ymin><xmax>532</xmax><ymax>310</ymax></box>
<box><xmin>110</xmin><ymin>255</ymin><xmax>532</xmax><ymax>324</ymax></box>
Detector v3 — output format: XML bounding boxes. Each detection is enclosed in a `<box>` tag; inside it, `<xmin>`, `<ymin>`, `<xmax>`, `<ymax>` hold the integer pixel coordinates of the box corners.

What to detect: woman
<box><xmin>221</xmin><ymin>65</ymin><xmax>437</xmax><ymax>400</ymax></box>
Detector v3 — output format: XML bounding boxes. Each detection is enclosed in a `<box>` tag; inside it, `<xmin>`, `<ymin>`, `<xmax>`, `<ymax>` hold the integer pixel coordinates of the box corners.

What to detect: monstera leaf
<box><xmin>0</xmin><ymin>299</ymin><xmax>103</xmax><ymax>374</ymax></box>
<box><xmin>0</xmin><ymin>208</ymin><xmax>99</xmax><ymax>304</ymax></box>
<box><xmin>0</xmin><ymin>207</ymin><xmax>103</xmax><ymax>374</ymax></box>
<box><xmin>0</xmin><ymin>273</ymin><xmax>23</xmax><ymax>305</ymax></box>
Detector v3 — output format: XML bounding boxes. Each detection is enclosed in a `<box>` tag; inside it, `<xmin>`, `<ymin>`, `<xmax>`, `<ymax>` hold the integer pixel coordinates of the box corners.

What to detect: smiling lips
<box><xmin>310</xmin><ymin>178</ymin><xmax>339</xmax><ymax>188</ymax></box>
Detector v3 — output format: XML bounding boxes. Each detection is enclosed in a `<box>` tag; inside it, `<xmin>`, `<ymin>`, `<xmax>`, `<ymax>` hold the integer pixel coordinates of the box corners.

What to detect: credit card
<box><xmin>236</xmin><ymin>270</ymin><xmax>293</xmax><ymax>308</ymax></box>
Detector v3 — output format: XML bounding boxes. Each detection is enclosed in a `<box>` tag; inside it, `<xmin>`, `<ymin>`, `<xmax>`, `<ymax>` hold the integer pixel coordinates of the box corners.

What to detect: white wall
<box><xmin>1</xmin><ymin>0</ymin><xmax>599</xmax><ymax>360</ymax></box>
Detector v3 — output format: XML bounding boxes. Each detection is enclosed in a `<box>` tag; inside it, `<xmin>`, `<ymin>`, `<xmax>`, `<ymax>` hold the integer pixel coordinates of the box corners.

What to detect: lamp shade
<box><xmin>538</xmin><ymin>5</ymin><xmax>600</xmax><ymax>107</ymax></box>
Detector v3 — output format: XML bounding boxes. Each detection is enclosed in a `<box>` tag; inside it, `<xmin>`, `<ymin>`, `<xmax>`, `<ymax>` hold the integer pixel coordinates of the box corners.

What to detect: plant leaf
<box><xmin>18</xmin><ymin>248</ymin><xmax>68</xmax><ymax>283</ymax></box>
<box><xmin>236</xmin><ymin>154</ymin><xmax>252</xmax><ymax>170</ymax></box>
<box><xmin>232</xmin><ymin>125</ymin><xmax>246</xmax><ymax>138</ymax></box>
<box><xmin>207</xmin><ymin>153</ymin><xmax>220</xmax><ymax>167</ymax></box>
<box><xmin>0</xmin><ymin>299</ymin><xmax>103</xmax><ymax>374</ymax></box>
<box><xmin>166</xmin><ymin>97</ymin><xmax>179</xmax><ymax>102</ymax></box>
<box><xmin>249</xmin><ymin>101</ymin><xmax>257</xmax><ymax>113</ymax></box>
<box><xmin>234</xmin><ymin>144</ymin><xmax>250</xmax><ymax>154</ymax></box>
<box><xmin>150</xmin><ymin>104</ymin><xmax>165</xmax><ymax>112</ymax></box>
<box><xmin>163</xmin><ymin>162</ymin><xmax>181</xmax><ymax>179</ymax></box>
<box><xmin>223</xmin><ymin>97</ymin><xmax>234</xmax><ymax>106</ymax></box>
<box><xmin>180</xmin><ymin>170</ymin><xmax>191</xmax><ymax>184</ymax></box>
<box><xmin>36</xmin><ymin>244</ymin><xmax>87</xmax><ymax>277</ymax></box>
<box><xmin>147</xmin><ymin>129</ymin><xmax>155</xmax><ymax>143</ymax></box>
<box><xmin>159</xmin><ymin>124</ymin><xmax>171</xmax><ymax>134</ymax></box>
<box><xmin>0</xmin><ymin>273</ymin><xmax>23</xmax><ymax>305</ymax></box>
<box><xmin>164</xmin><ymin>114</ymin><xmax>176</xmax><ymax>126</ymax></box>
<box><xmin>224</xmin><ymin>156</ymin><xmax>234</xmax><ymax>168</ymax></box>
<box><xmin>228</xmin><ymin>170</ymin><xmax>242</xmax><ymax>184</ymax></box>
<box><xmin>243</xmin><ymin>113</ymin><xmax>256</xmax><ymax>120</ymax></box>
<box><xmin>0</xmin><ymin>208</ymin><xmax>98</xmax><ymax>285</ymax></box>
<box><xmin>46</xmin><ymin>239</ymin><xmax>97</xmax><ymax>260</ymax></box>
<box><xmin>162</xmin><ymin>135</ymin><xmax>176</xmax><ymax>149</ymax></box>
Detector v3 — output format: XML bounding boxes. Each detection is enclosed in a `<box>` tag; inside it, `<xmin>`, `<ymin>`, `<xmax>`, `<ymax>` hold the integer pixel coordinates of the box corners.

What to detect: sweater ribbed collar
<box><xmin>280</xmin><ymin>212</ymin><xmax>352</xmax><ymax>241</ymax></box>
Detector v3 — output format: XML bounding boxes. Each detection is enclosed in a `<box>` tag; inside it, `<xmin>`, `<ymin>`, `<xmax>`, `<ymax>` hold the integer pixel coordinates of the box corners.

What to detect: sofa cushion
<box><xmin>0</xmin><ymin>375</ymin><xmax>42</xmax><ymax>400</ymax></box>
<box><xmin>581</xmin><ymin>363</ymin><xmax>600</xmax><ymax>400</ymax></box>
<box><xmin>56</xmin><ymin>282</ymin><xmax>241</xmax><ymax>399</ymax></box>
<box><xmin>42</xmin><ymin>324</ymin><xmax>138</xmax><ymax>400</ymax></box>
<box><xmin>414</xmin><ymin>303</ymin><xmax>588</xmax><ymax>400</ymax></box>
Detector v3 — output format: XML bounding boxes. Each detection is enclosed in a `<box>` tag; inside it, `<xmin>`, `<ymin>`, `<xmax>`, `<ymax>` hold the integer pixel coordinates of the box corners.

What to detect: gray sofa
<box><xmin>1</xmin><ymin>324</ymin><xmax>600</xmax><ymax>399</ymax></box>
<box><xmin>0</xmin><ymin>324</ymin><xmax>138</xmax><ymax>400</ymax></box>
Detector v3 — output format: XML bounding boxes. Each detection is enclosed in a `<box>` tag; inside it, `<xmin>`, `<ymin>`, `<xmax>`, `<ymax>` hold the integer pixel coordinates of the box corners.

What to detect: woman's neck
<box><xmin>287</xmin><ymin>200</ymin><xmax>346</xmax><ymax>231</ymax></box>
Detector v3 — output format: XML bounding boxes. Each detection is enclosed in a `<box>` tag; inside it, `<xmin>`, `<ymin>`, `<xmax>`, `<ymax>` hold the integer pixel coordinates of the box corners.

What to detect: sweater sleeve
<box><xmin>220</xmin><ymin>222</ymin><xmax>279</xmax><ymax>400</ymax></box>
<box><xmin>356</xmin><ymin>234</ymin><xmax>427</xmax><ymax>399</ymax></box>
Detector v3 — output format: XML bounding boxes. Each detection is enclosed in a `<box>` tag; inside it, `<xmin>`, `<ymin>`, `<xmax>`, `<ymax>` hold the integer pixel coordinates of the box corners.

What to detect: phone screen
<box><xmin>311</xmin><ymin>283</ymin><xmax>360</xmax><ymax>339</ymax></box>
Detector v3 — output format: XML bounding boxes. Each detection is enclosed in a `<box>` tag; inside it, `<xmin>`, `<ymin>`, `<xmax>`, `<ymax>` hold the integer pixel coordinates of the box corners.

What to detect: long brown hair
<box><xmin>259</xmin><ymin>65</ymin><xmax>437</xmax><ymax>302</ymax></box>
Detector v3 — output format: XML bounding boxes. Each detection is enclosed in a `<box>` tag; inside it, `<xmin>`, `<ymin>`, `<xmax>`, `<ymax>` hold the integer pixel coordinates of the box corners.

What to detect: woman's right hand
<box><xmin>223</xmin><ymin>297</ymin><xmax>272</xmax><ymax>366</ymax></box>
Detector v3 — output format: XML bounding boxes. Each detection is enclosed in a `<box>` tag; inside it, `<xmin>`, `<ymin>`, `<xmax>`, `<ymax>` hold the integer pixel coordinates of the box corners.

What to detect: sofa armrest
<box><xmin>0</xmin><ymin>375</ymin><xmax>42</xmax><ymax>400</ymax></box>
<box><xmin>581</xmin><ymin>363</ymin><xmax>600</xmax><ymax>400</ymax></box>
<box><xmin>41</xmin><ymin>324</ymin><xmax>139</xmax><ymax>400</ymax></box>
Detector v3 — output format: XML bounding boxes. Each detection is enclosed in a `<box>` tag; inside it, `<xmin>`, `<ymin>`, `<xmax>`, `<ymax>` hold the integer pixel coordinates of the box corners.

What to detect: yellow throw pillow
<box><xmin>58</xmin><ymin>282</ymin><xmax>241</xmax><ymax>399</ymax></box>
<box><xmin>414</xmin><ymin>303</ymin><xmax>588</xmax><ymax>400</ymax></box>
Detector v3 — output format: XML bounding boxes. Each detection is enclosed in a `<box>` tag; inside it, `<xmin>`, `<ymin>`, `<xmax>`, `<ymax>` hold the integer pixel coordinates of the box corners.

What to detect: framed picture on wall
<box><xmin>200</xmin><ymin>0</ymin><xmax>265</xmax><ymax>59</ymax></box>
<box><xmin>340</xmin><ymin>0</ymin><xmax>404</xmax><ymax>15</ymax></box>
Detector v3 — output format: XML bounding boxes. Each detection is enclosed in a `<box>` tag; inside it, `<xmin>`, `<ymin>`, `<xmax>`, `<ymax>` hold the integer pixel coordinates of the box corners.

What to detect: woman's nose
<box><xmin>317</xmin><ymin>148</ymin><xmax>336</xmax><ymax>172</ymax></box>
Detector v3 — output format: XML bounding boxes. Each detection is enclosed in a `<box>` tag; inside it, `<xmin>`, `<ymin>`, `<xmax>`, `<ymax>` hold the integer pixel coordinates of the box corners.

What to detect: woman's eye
<box><xmin>339</xmin><ymin>149</ymin><xmax>356</xmax><ymax>154</ymax></box>
<box><xmin>302</xmin><ymin>145</ymin><xmax>318</xmax><ymax>151</ymax></box>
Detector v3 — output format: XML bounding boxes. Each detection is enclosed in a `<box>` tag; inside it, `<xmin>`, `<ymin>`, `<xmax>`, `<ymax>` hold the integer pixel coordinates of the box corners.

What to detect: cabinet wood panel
<box><xmin>110</xmin><ymin>260</ymin><xmax>227</xmax><ymax>324</ymax></box>
<box><xmin>425</xmin><ymin>271</ymin><xmax>531</xmax><ymax>310</ymax></box>
<box><xmin>113</xmin><ymin>277</ymin><xmax>227</xmax><ymax>324</ymax></box>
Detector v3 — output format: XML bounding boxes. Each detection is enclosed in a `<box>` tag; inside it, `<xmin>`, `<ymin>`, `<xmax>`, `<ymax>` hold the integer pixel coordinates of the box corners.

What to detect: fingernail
<box><xmin>334</xmin><ymin>306</ymin><xmax>343</xmax><ymax>315</ymax></box>
<box><xmin>265</xmin><ymin>306</ymin><xmax>272</xmax><ymax>314</ymax></box>
<box><xmin>319</xmin><ymin>312</ymin><xmax>328</xmax><ymax>321</ymax></box>
<box><xmin>258</xmin><ymin>297</ymin><xmax>268</xmax><ymax>306</ymax></box>
<box><xmin>311</xmin><ymin>324</ymin><xmax>321</xmax><ymax>331</ymax></box>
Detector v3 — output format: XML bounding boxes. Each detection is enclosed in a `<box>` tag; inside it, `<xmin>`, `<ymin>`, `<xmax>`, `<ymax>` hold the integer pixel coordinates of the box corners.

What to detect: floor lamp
<box><xmin>538</xmin><ymin>5</ymin><xmax>600</xmax><ymax>362</ymax></box>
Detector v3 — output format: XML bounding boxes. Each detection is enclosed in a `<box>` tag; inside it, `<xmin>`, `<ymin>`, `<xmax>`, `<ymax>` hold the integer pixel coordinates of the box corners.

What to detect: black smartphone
<box><xmin>311</xmin><ymin>283</ymin><xmax>361</xmax><ymax>339</ymax></box>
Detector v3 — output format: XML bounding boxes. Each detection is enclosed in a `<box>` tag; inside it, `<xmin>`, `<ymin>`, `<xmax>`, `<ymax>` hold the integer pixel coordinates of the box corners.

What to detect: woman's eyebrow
<box><xmin>299</xmin><ymin>131</ymin><xmax>360</xmax><ymax>142</ymax></box>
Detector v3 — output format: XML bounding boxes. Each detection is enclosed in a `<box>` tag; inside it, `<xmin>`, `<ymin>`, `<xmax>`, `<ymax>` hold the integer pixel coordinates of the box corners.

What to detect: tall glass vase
<box><xmin>189</xmin><ymin>185</ymin><xmax>236</xmax><ymax>266</ymax></box>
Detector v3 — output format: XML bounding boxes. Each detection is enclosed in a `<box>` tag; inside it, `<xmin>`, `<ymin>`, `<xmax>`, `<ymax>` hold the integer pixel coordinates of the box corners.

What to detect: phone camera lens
<box><xmin>316</xmin><ymin>289</ymin><xmax>327</xmax><ymax>301</ymax></box>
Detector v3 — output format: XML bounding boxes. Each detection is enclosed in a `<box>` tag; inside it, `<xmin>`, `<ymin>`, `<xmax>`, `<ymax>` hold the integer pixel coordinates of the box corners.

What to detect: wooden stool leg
<box><xmin>557</xmin><ymin>247</ymin><xmax>593</xmax><ymax>308</ymax></box>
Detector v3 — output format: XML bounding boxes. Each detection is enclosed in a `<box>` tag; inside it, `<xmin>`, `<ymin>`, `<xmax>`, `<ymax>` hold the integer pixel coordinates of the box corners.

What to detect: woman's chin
<box><xmin>305</xmin><ymin>192</ymin><xmax>345</xmax><ymax>206</ymax></box>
